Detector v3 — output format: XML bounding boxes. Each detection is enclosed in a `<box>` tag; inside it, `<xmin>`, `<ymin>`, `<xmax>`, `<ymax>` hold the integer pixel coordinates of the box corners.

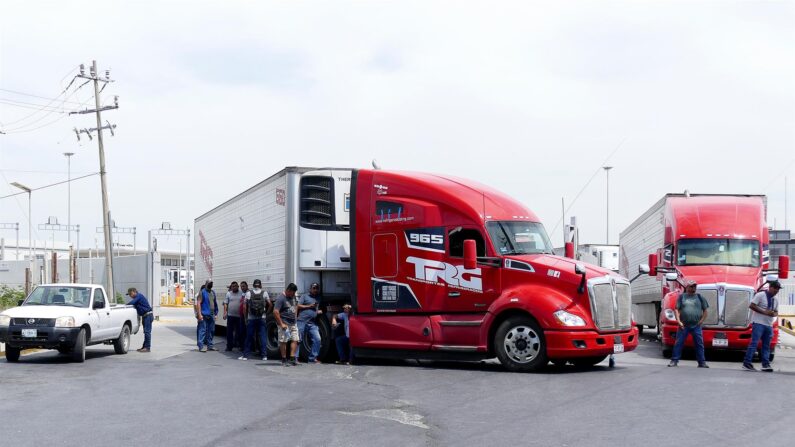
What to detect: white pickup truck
<box><xmin>0</xmin><ymin>283</ymin><xmax>140</xmax><ymax>363</ymax></box>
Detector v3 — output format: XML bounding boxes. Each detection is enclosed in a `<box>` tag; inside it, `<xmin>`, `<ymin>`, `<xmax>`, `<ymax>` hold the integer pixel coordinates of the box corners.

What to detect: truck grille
<box><xmin>724</xmin><ymin>290</ymin><xmax>751</xmax><ymax>327</ymax></box>
<box><xmin>698</xmin><ymin>285</ymin><xmax>752</xmax><ymax>328</ymax></box>
<box><xmin>699</xmin><ymin>290</ymin><xmax>719</xmax><ymax>325</ymax></box>
<box><xmin>589</xmin><ymin>279</ymin><xmax>632</xmax><ymax>331</ymax></box>
<box><xmin>11</xmin><ymin>318</ymin><xmax>55</xmax><ymax>327</ymax></box>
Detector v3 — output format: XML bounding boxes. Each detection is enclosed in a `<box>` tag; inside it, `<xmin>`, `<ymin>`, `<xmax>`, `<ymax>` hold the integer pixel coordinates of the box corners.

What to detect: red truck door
<box><xmin>443</xmin><ymin>226</ymin><xmax>501</xmax><ymax>312</ymax></box>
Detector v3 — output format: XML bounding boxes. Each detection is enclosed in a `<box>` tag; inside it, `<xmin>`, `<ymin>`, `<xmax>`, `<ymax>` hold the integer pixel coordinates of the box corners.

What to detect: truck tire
<box><xmin>114</xmin><ymin>324</ymin><xmax>131</xmax><ymax>354</ymax></box>
<box><xmin>494</xmin><ymin>316</ymin><xmax>547</xmax><ymax>372</ymax></box>
<box><xmin>572</xmin><ymin>355</ymin><xmax>608</xmax><ymax>367</ymax></box>
<box><xmin>661</xmin><ymin>343</ymin><xmax>672</xmax><ymax>358</ymax></box>
<box><xmin>636</xmin><ymin>325</ymin><xmax>644</xmax><ymax>336</ymax></box>
<box><xmin>5</xmin><ymin>346</ymin><xmax>21</xmax><ymax>362</ymax></box>
<box><xmin>57</xmin><ymin>347</ymin><xmax>71</xmax><ymax>355</ymax></box>
<box><xmin>72</xmin><ymin>328</ymin><xmax>86</xmax><ymax>363</ymax></box>
<box><xmin>265</xmin><ymin>318</ymin><xmax>281</xmax><ymax>359</ymax></box>
<box><xmin>298</xmin><ymin>317</ymin><xmax>333</xmax><ymax>362</ymax></box>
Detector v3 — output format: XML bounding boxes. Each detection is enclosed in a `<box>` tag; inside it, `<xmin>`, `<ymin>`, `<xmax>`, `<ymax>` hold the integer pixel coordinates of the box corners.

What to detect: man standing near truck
<box><xmin>196</xmin><ymin>280</ymin><xmax>218</xmax><ymax>352</ymax></box>
<box><xmin>239</xmin><ymin>279</ymin><xmax>270</xmax><ymax>361</ymax></box>
<box><xmin>742</xmin><ymin>281</ymin><xmax>781</xmax><ymax>372</ymax></box>
<box><xmin>273</xmin><ymin>283</ymin><xmax>300</xmax><ymax>366</ymax></box>
<box><xmin>668</xmin><ymin>280</ymin><xmax>709</xmax><ymax>368</ymax></box>
<box><xmin>126</xmin><ymin>288</ymin><xmax>153</xmax><ymax>353</ymax></box>
<box><xmin>295</xmin><ymin>282</ymin><xmax>323</xmax><ymax>364</ymax></box>
<box><xmin>223</xmin><ymin>281</ymin><xmax>245</xmax><ymax>352</ymax></box>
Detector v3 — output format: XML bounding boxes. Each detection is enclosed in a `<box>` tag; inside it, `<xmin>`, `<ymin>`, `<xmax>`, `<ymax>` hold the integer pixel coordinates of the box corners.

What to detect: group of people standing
<box><xmin>667</xmin><ymin>279</ymin><xmax>782</xmax><ymax>371</ymax></box>
<box><xmin>194</xmin><ymin>280</ymin><xmax>352</xmax><ymax>366</ymax></box>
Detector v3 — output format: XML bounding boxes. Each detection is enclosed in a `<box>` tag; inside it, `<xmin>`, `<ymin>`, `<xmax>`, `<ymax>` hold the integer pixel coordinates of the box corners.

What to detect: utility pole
<box><xmin>603</xmin><ymin>166</ymin><xmax>613</xmax><ymax>245</ymax></box>
<box><xmin>64</xmin><ymin>152</ymin><xmax>75</xmax><ymax>246</ymax></box>
<box><xmin>73</xmin><ymin>60</ymin><xmax>118</xmax><ymax>297</ymax></box>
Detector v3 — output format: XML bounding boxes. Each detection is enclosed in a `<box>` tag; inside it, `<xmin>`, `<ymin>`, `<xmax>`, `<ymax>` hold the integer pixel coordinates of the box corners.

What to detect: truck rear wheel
<box><xmin>5</xmin><ymin>346</ymin><xmax>21</xmax><ymax>362</ymax></box>
<box><xmin>494</xmin><ymin>316</ymin><xmax>547</xmax><ymax>372</ymax></box>
<box><xmin>72</xmin><ymin>328</ymin><xmax>86</xmax><ymax>363</ymax></box>
<box><xmin>114</xmin><ymin>324</ymin><xmax>130</xmax><ymax>354</ymax></box>
<box><xmin>265</xmin><ymin>318</ymin><xmax>280</xmax><ymax>359</ymax></box>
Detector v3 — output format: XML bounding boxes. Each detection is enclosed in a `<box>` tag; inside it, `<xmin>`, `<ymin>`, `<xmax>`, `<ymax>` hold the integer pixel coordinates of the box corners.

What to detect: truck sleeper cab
<box><xmin>349</xmin><ymin>169</ymin><xmax>638</xmax><ymax>371</ymax></box>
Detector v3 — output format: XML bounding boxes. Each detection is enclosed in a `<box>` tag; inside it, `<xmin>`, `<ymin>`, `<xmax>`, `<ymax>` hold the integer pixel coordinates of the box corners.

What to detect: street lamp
<box><xmin>602</xmin><ymin>166</ymin><xmax>613</xmax><ymax>245</ymax></box>
<box><xmin>11</xmin><ymin>182</ymin><xmax>32</xmax><ymax>266</ymax></box>
<box><xmin>63</xmin><ymin>152</ymin><xmax>75</xmax><ymax>247</ymax></box>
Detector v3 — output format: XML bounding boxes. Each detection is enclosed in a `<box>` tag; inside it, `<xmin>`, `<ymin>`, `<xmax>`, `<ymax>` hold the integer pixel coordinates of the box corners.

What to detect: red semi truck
<box><xmin>196</xmin><ymin>167</ymin><xmax>638</xmax><ymax>371</ymax></box>
<box><xmin>620</xmin><ymin>194</ymin><xmax>790</xmax><ymax>358</ymax></box>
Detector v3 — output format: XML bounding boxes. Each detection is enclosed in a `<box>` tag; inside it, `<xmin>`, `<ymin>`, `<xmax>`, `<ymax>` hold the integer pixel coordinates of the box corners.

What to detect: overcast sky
<box><xmin>1</xmin><ymin>1</ymin><xmax>793</xmax><ymax>255</ymax></box>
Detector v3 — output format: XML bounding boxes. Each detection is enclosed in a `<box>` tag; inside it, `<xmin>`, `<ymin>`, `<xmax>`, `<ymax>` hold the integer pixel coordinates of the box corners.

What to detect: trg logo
<box><xmin>406</xmin><ymin>256</ymin><xmax>482</xmax><ymax>292</ymax></box>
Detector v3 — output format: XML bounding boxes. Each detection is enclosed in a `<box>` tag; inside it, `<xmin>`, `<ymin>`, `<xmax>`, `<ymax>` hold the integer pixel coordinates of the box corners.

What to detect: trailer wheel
<box><xmin>5</xmin><ymin>346</ymin><xmax>21</xmax><ymax>362</ymax></box>
<box><xmin>265</xmin><ymin>318</ymin><xmax>281</xmax><ymax>359</ymax></box>
<box><xmin>298</xmin><ymin>316</ymin><xmax>333</xmax><ymax>362</ymax></box>
<box><xmin>572</xmin><ymin>355</ymin><xmax>608</xmax><ymax>367</ymax></box>
<box><xmin>114</xmin><ymin>324</ymin><xmax>130</xmax><ymax>354</ymax></box>
<box><xmin>494</xmin><ymin>316</ymin><xmax>547</xmax><ymax>372</ymax></box>
<box><xmin>72</xmin><ymin>328</ymin><xmax>86</xmax><ymax>363</ymax></box>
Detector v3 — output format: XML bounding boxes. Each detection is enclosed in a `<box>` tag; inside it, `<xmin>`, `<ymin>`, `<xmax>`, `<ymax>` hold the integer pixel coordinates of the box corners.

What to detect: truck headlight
<box><xmin>55</xmin><ymin>316</ymin><xmax>76</xmax><ymax>328</ymax></box>
<box><xmin>553</xmin><ymin>310</ymin><xmax>586</xmax><ymax>327</ymax></box>
<box><xmin>663</xmin><ymin>309</ymin><xmax>676</xmax><ymax>322</ymax></box>
<box><xmin>0</xmin><ymin>315</ymin><xmax>10</xmax><ymax>327</ymax></box>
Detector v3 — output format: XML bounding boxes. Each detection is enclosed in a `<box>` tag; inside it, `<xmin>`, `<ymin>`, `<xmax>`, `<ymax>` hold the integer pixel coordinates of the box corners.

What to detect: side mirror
<box><xmin>638</xmin><ymin>264</ymin><xmax>650</xmax><ymax>275</ymax></box>
<box><xmin>648</xmin><ymin>254</ymin><xmax>658</xmax><ymax>276</ymax></box>
<box><xmin>93</xmin><ymin>301</ymin><xmax>104</xmax><ymax>310</ymax></box>
<box><xmin>664</xmin><ymin>272</ymin><xmax>678</xmax><ymax>282</ymax></box>
<box><xmin>463</xmin><ymin>239</ymin><xmax>477</xmax><ymax>270</ymax></box>
<box><xmin>574</xmin><ymin>263</ymin><xmax>586</xmax><ymax>275</ymax></box>
<box><xmin>779</xmin><ymin>255</ymin><xmax>790</xmax><ymax>280</ymax></box>
<box><xmin>17</xmin><ymin>299</ymin><xmax>24</xmax><ymax>306</ymax></box>
<box><xmin>564</xmin><ymin>242</ymin><xmax>575</xmax><ymax>259</ymax></box>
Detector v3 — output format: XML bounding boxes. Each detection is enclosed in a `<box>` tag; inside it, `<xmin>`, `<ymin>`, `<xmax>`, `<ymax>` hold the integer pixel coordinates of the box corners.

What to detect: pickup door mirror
<box><xmin>17</xmin><ymin>299</ymin><xmax>24</xmax><ymax>306</ymax></box>
<box><xmin>92</xmin><ymin>301</ymin><xmax>104</xmax><ymax>310</ymax></box>
<box><xmin>463</xmin><ymin>239</ymin><xmax>477</xmax><ymax>270</ymax></box>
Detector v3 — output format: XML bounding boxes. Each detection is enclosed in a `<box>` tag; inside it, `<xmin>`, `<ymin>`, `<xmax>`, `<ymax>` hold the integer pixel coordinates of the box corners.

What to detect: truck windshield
<box><xmin>676</xmin><ymin>239</ymin><xmax>760</xmax><ymax>267</ymax></box>
<box><xmin>23</xmin><ymin>286</ymin><xmax>92</xmax><ymax>307</ymax></box>
<box><xmin>486</xmin><ymin>221</ymin><xmax>554</xmax><ymax>255</ymax></box>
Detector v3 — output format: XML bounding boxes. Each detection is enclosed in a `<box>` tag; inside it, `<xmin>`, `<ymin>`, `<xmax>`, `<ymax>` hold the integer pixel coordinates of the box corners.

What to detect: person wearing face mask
<box><xmin>239</xmin><ymin>279</ymin><xmax>271</xmax><ymax>361</ymax></box>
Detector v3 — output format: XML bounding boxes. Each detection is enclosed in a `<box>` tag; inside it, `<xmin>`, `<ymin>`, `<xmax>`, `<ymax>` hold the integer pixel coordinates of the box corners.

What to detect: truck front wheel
<box><xmin>5</xmin><ymin>346</ymin><xmax>21</xmax><ymax>362</ymax></box>
<box><xmin>494</xmin><ymin>316</ymin><xmax>547</xmax><ymax>372</ymax></box>
<box><xmin>72</xmin><ymin>328</ymin><xmax>86</xmax><ymax>363</ymax></box>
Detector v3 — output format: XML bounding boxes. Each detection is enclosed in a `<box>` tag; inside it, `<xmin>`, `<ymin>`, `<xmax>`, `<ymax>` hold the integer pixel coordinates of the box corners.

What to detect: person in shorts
<box><xmin>273</xmin><ymin>283</ymin><xmax>300</xmax><ymax>366</ymax></box>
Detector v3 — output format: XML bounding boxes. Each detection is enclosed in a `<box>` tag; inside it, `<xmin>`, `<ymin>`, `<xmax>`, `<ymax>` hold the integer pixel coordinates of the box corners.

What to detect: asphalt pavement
<box><xmin>1</xmin><ymin>308</ymin><xmax>793</xmax><ymax>447</ymax></box>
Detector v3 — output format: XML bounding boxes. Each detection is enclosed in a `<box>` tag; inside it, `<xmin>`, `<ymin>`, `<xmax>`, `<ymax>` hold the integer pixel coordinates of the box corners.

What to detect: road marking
<box><xmin>338</xmin><ymin>408</ymin><xmax>429</xmax><ymax>429</ymax></box>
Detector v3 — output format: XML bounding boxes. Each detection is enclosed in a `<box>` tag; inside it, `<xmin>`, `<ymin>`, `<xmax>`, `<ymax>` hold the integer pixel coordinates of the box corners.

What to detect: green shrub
<box><xmin>0</xmin><ymin>285</ymin><xmax>26</xmax><ymax>311</ymax></box>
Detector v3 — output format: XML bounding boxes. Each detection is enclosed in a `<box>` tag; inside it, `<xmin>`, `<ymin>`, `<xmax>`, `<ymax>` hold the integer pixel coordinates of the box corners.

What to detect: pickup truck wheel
<box><xmin>114</xmin><ymin>324</ymin><xmax>131</xmax><ymax>354</ymax></box>
<box><xmin>495</xmin><ymin>316</ymin><xmax>547</xmax><ymax>372</ymax></box>
<box><xmin>57</xmin><ymin>347</ymin><xmax>71</xmax><ymax>355</ymax></box>
<box><xmin>5</xmin><ymin>346</ymin><xmax>21</xmax><ymax>362</ymax></box>
<box><xmin>572</xmin><ymin>355</ymin><xmax>608</xmax><ymax>367</ymax></box>
<box><xmin>72</xmin><ymin>328</ymin><xmax>86</xmax><ymax>363</ymax></box>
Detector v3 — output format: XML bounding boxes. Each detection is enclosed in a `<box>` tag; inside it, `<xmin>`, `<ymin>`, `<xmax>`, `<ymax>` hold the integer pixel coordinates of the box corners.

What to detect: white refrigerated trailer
<box><xmin>194</xmin><ymin>166</ymin><xmax>353</xmax><ymax>359</ymax></box>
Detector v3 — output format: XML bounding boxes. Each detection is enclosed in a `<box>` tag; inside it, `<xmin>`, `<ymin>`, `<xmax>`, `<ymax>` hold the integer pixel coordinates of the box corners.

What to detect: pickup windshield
<box><xmin>487</xmin><ymin>221</ymin><xmax>554</xmax><ymax>255</ymax></box>
<box><xmin>23</xmin><ymin>286</ymin><xmax>92</xmax><ymax>307</ymax></box>
<box><xmin>676</xmin><ymin>239</ymin><xmax>760</xmax><ymax>267</ymax></box>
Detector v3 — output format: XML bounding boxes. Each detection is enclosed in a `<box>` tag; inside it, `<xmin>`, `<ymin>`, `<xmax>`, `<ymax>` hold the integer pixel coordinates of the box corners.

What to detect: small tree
<box><xmin>0</xmin><ymin>285</ymin><xmax>26</xmax><ymax>311</ymax></box>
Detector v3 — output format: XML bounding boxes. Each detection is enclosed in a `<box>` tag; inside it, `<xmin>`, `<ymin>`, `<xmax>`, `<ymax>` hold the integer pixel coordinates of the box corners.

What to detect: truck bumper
<box><xmin>660</xmin><ymin>323</ymin><xmax>778</xmax><ymax>351</ymax></box>
<box><xmin>0</xmin><ymin>326</ymin><xmax>82</xmax><ymax>349</ymax></box>
<box><xmin>545</xmin><ymin>327</ymin><xmax>639</xmax><ymax>359</ymax></box>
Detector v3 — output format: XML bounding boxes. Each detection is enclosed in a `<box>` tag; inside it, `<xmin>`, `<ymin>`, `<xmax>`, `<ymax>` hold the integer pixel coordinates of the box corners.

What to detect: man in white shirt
<box><xmin>742</xmin><ymin>281</ymin><xmax>781</xmax><ymax>372</ymax></box>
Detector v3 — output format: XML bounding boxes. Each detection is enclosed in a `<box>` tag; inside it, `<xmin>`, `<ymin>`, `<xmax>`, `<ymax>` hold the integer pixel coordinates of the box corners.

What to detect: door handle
<box><xmin>448</xmin><ymin>292</ymin><xmax>461</xmax><ymax>297</ymax></box>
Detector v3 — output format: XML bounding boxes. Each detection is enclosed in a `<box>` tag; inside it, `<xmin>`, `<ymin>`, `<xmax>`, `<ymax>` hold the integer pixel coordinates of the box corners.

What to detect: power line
<box><xmin>0</xmin><ymin>88</ymin><xmax>86</xmax><ymax>106</ymax></box>
<box><xmin>0</xmin><ymin>77</ymin><xmax>93</xmax><ymax>132</ymax></box>
<box><xmin>0</xmin><ymin>172</ymin><xmax>100</xmax><ymax>199</ymax></box>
